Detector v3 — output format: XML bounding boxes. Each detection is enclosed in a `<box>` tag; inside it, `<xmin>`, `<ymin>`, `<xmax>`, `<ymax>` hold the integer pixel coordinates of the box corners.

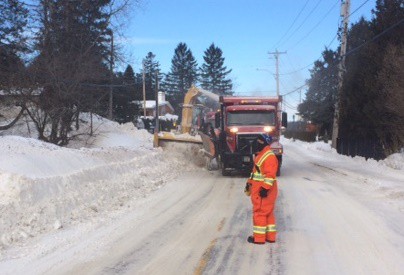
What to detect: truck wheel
<box><xmin>222</xmin><ymin>165</ymin><xmax>230</xmax><ymax>176</ymax></box>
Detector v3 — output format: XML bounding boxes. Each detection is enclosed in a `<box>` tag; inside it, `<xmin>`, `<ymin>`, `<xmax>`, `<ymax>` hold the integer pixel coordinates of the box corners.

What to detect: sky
<box><xmin>119</xmin><ymin>0</ymin><xmax>376</xmax><ymax>117</ymax></box>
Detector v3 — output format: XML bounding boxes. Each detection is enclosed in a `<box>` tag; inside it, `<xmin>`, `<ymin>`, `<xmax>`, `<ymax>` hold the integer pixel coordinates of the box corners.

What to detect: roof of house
<box><xmin>135</xmin><ymin>100</ymin><xmax>174</xmax><ymax>111</ymax></box>
<box><xmin>0</xmin><ymin>88</ymin><xmax>43</xmax><ymax>96</ymax></box>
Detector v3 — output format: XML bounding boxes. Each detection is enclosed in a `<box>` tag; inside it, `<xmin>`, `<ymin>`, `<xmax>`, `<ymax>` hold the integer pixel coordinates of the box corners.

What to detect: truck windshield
<box><xmin>227</xmin><ymin>111</ymin><xmax>275</xmax><ymax>126</ymax></box>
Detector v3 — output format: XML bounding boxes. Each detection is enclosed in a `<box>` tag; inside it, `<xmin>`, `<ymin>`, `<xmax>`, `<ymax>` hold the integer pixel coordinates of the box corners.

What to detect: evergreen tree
<box><xmin>339</xmin><ymin>18</ymin><xmax>376</xmax><ymax>140</ymax></box>
<box><xmin>200</xmin><ymin>43</ymin><xmax>233</xmax><ymax>95</ymax></box>
<box><xmin>142</xmin><ymin>52</ymin><xmax>162</xmax><ymax>100</ymax></box>
<box><xmin>163</xmin><ymin>42</ymin><xmax>198</xmax><ymax>114</ymax></box>
<box><xmin>298</xmin><ymin>49</ymin><xmax>339</xmax><ymax>136</ymax></box>
<box><xmin>339</xmin><ymin>0</ymin><xmax>404</xmax><ymax>155</ymax></box>
<box><xmin>0</xmin><ymin>0</ymin><xmax>28</xmax><ymax>86</ymax></box>
<box><xmin>0</xmin><ymin>0</ymin><xmax>28</xmax><ymax>53</ymax></box>
<box><xmin>113</xmin><ymin>65</ymin><xmax>141</xmax><ymax>123</ymax></box>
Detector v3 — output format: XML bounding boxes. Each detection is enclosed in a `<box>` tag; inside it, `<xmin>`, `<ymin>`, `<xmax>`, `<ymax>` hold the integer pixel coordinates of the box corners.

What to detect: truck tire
<box><xmin>276</xmin><ymin>155</ymin><xmax>282</xmax><ymax>177</ymax></box>
<box><xmin>222</xmin><ymin>165</ymin><xmax>230</xmax><ymax>176</ymax></box>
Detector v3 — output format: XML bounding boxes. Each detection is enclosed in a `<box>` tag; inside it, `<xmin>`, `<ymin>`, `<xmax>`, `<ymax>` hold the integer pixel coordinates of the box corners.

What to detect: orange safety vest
<box><xmin>249</xmin><ymin>145</ymin><xmax>278</xmax><ymax>189</ymax></box>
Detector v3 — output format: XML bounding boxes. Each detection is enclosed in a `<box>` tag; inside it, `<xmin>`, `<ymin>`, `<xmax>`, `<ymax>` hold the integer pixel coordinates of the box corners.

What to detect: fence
<box><xmin>337</xmin><ymin>138</ymin><xmax>385</xmax><ymax>160</ymax></box>
<box><xmin>283</xmin><ymin>130</ymin><xmax>317</xmax><ymax>142</ymax></box>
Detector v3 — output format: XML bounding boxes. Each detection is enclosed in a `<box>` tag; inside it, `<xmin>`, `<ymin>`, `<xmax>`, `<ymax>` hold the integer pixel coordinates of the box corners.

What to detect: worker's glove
<box><xmin>259</xmin><ymin>187</ymin><xmax>269</xmax><ymax>198</ymax></box>
<box><xmin>244</xmin><ymin>183</ymin><xmax>251</xmax><ymax>196</ymax></box>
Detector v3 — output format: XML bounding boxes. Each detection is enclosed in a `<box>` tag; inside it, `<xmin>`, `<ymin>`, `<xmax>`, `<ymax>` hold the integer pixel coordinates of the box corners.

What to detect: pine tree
<box><xmin>0</xmin><ymin>0</ymin><xmax>28</xmax><ymax>53</ymax></box>
<box><xmin>113</xmin><ymin>65</ymin><xmax>140</xmax><ymax>123</ymax></box>
<box><xmin>370</xmin><ymin>0</ymin><xmax>404</xmax><ymax>154</ymax></box>
<box><xmin>123</xmin><ymin>64</ymin><xmax>138</xmax><ymax>101</ymax></box>
<box><xmin>298</xmin><ymin>49</ymin><xmax>339</xmax><ymax>136</ymax></box>
<box><xmin>0</xmin><ymin>0</ymin><xmax>28</xmax><ymax>86</ymax></box>
<box><xmin>339</xmin><ymin>18</ymin><xmax>376</xmax><ymax>140</ymax></box>
<box><xmin>200</xmin><ymin>43</ymin><xmax>233</xmax><ymax>95</ymax></box>
<box><xmin>339</xmin><ymin>0</ymin><xmax>404</xmax><ymax>155</ymax></box>
<box><xmin>142</xmin><ymin>52</ymin><xmax>162</xmax><ymax>100</ymax></box>
<box><xmin>163</xmin><ymin>42</ymin><xmax>198</xmax><ymax>114</ymax></box>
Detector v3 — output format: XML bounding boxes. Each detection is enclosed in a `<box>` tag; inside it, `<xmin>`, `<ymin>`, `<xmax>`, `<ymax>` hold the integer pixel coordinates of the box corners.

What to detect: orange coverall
<box><xmin>247</xmin><ymin>145</ymin><xmax>279</xmax><ymax>243</ymax></box>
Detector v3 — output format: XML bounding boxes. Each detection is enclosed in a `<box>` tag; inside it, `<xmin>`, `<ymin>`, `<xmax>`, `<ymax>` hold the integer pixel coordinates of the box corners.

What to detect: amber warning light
<box><xmin>240</xmin><ymin>100</ymin><xmax>262</xmax><ymax>105</ymax></box>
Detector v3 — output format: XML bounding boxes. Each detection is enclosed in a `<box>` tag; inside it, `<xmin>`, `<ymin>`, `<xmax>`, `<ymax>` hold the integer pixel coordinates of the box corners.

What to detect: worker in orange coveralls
<box><xmin>244</xmin><ymin>134</ymin><xmax>279</xmax><ymax>244</ymax></box>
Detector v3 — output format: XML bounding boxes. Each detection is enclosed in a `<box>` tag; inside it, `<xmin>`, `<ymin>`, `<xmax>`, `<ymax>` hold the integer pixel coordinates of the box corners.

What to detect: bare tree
<box><xmin>21</xmin><ymin>0</ymin><xmax>133</xmax><ymax>145</ymax></box>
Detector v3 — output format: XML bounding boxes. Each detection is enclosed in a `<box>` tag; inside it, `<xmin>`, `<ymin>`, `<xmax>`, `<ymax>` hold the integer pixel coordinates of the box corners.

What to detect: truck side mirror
<box><xmin>282</xmin><ymin>112</ymin><xmax>288</xmax><ymax>128</ymax></box>
<box><xmin>215</xmin><ymin>112</ymin><xmax>220</xmax><ymax>128</ymax></box>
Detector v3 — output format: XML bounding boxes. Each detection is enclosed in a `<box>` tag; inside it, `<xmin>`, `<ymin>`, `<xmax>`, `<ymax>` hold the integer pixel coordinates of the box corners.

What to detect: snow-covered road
<box><xmin>1</xmin><ymin>137</ymin><xmax>403</xmax><ymax>274</ymax></box>
<box><xmin>280</xmin><ymin>142</ymin><xmax>404</xmax><ymax>274</ymax></box>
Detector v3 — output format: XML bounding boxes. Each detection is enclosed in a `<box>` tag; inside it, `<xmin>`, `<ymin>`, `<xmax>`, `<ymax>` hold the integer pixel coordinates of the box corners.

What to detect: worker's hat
<box><xmin>257</xmin><ymin>133</ymin><xmax>273</xmax><ymax>145</ymax></box>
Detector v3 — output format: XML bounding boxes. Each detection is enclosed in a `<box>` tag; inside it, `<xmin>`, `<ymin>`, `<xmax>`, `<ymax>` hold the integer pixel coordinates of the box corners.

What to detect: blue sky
<box><xmin>120</xmin><ymin>0</ymin><xmax>376</xmax><ymax>116</ymax></box>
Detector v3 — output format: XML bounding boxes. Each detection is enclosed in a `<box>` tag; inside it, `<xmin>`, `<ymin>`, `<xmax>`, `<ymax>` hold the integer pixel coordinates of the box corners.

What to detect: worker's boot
<box><xmin>247</xmin><ymin>236</ymin><xmax>265</xmax><ymax>245</ymax></box>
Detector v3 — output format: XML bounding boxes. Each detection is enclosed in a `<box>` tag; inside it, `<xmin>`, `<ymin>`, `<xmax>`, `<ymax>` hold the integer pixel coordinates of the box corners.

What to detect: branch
<box><xmin>0</xmin><ymin>107</ymin><xmax>25</xmax><ymax>130</ymax></box>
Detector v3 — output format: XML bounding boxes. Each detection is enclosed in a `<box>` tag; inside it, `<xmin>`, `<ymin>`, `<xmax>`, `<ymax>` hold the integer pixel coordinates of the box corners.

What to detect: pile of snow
<box><xmin>0</xmin><ymin>113</ymin><xmax>204</xmax><ymax>252</ymax></box>
<box><xmin>283</xmin><ymin>138</ymin><xmax>404</xmax><ymax>171</ymax></box>
<box><xmin>1</xmin><ymin>117</ymin><xmax>402</xmax><ymax>254</ymax></box>
<box><xmin>383</xmin><ymin>150</ymin><xmax>404</xmax><ymax>170</ymax></box>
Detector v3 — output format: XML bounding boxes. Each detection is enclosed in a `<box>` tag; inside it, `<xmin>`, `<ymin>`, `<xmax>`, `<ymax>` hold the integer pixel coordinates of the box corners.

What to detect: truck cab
<box><xmin>215</xmin><ymin>96</ymin><xmax>287</xmax><ymax>176</ymax></box>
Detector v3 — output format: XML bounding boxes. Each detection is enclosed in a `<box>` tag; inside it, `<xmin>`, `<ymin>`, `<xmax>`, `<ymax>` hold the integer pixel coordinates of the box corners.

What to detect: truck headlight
<box><xmin>264</xmin><ymin>126</ymin><xmax>274</xmax><ymax>133</ymax></box>
<box><xmin>230</xmin><ymin>127</ymin><xmax>238</xmax><ymax>133</ymax></box>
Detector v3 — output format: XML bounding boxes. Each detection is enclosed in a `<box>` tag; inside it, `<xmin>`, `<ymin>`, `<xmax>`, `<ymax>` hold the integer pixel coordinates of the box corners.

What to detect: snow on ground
<box><xmin>282</xmin><ymin>138</ymin><xmax>404</xmax><ymax>212</ymax></box>
<box><xmin>0</xmin><ymin>117</ymin><xmax>403</xmax><ymax>262</ymax></box>
<box><xmin>0</xmin><ymin>114</ymin><xmax>204</xmax><ymax>254</ymax></box>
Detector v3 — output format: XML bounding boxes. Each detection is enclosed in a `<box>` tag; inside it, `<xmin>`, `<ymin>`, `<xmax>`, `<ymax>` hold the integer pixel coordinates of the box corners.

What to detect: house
<box><xmin>139</xmin><ymin>92</ymin><xmax>175</xmax><ymax>117</ymax></box>
<box><xmin>0</xmin><ymin>88</ymin><xmax>42</xmax><ymax>106</ymax></box>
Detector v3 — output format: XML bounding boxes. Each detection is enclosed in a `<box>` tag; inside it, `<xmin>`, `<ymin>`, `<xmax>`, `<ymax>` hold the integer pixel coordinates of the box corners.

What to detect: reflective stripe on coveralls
<box><xmin>266</xmin><ymin>224</ymin><xmax>276</xmax><ymax>233</ymax></box>
<box><xmin>253</xmin><ymin>226</ymin><xmax>267</xmax><ymax>235</ymax></box>
<box><xmin>250</xmin><ymin>150</ymin><xmax>276</xmax><ymax>187</ymax></box>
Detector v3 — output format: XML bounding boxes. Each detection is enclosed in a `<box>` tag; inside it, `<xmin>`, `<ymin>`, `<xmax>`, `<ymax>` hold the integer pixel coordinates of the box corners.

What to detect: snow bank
<box><xmin>0</xmin><ymin>136</ymin><xmax>104</xmax><ymax>178</ymax></box>
<box><xmin>282</xmin><ymin>138</ymin><xmax>404</xmax><ymax>171</ymax></box>
<box><xmin>0</xmin><ymin>114</ymin><xmax>204</xmax><ymax>252</ymax></box>
<box><xmin>383</xmin><ymin>151</ymin><xmax>404</xmax><ymax>170</ymax></box>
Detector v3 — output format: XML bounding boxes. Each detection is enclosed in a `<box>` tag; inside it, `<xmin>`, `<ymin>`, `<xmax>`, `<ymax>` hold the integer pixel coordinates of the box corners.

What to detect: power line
<box><xmin>279</xmin><ymin>62</ymin><xmax>314</xmax><ymax>76</ymax></box>
<box><xmin>288</xmin><ymin>0</ymin><xmax>340</xmax><ymax>51</ymax></box>
<box><xmin>280</xmin><ymin>0</ymin><xmax>371</xmax><ymax>75</ymax></box>
<box><xmin>281</xmin><ymin>84</ymin><xmax>307</xmax><ymax>96</ymax></box>
<box><xmin>278</xmin><ymin>14</ymin><xmax>401</xmax><ymax>77</ymax></box>
<box><xmin>344</xmin><ymin>18</ymin><xmax>404</xmax><ymax>57</ymax></box>
<box><xmin>281</xmin><ymin>16</ymin><xmax>403</xmax><ymax>98</ymax></box>
<box><xmin>348</xmin><ymin>0</ymin><xmax>371</xmax><ymax>19</ymax></box>
<box><xmin>281</xmin><ymin>0</ymin><xmax>323</xmax><ymax>48</ymax></box>
<box><xmin>279</xmin><ymin>31</ymin><xmax>338</xmax><ymax>76</ymax></box>
<box><xmin>279</xmin><ymin>33</ymin><xmax>337</xmax><ymax>76</ymax></box>
<box><xmin>283</xmin><ymin>99</ymin><xmax>298</xmax><ymax>110</ymax></box>
<box><xmin>273</xmin><ymin>0</ymin><xmax>311</xmax><ymax>49</ymax></box>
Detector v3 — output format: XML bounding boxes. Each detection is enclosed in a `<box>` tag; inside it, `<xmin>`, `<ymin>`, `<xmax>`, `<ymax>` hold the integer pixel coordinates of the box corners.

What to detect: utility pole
<box><xmin>332</xmin><ymin>0</ymin><xmax>350</xmax><ymax>149</ymax></box>
<box><xmin>108</xmin><ymin>31</ymin><xmax>114</xmax><ymax>120</ymax></box>
<box><xmin>153</xmin><ymin>70</ymin><xmax>159</xmax><ymax>148</ymax></box>
<box><xmin>155</xmin><ymin>70</ymin><xmax>159</xmax><ymax>134</ymax></box>
<box><xmin>142</xmin><ymin>61</ymin><xmax>146</xmax><ymax>117</ymax></box>
<box><xmin>269</xmin><ymin>50</ymin><xmax>286</xmax><ymax>128</ymax></box>
<box><xmin>268</xmin><ymin>50</ymin><xmax>287</xmax><ymax>97</ymax></box>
